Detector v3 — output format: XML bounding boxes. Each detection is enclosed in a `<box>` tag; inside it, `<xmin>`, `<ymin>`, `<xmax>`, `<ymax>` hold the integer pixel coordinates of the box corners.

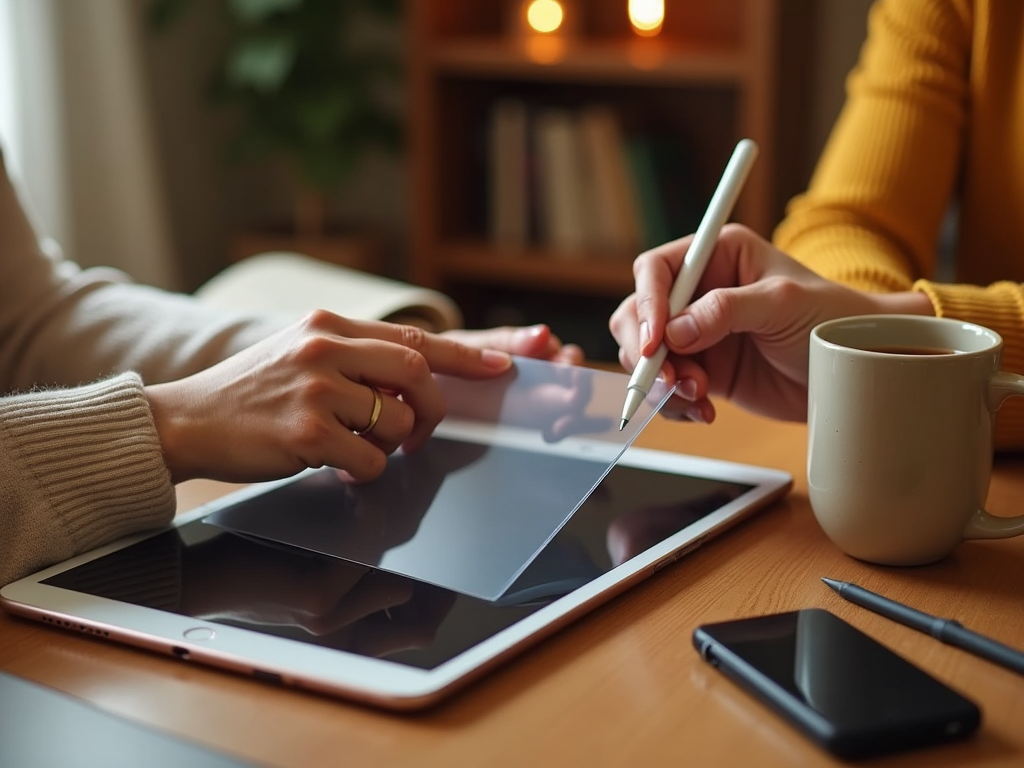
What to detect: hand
<box><xmin>303</xmin><ymin>440</ymin><xmax>488</xmax><ymax>559</ymax></box>
<box><xmin>610</xmin><ymin>224</ymin><xmax>934</xmax><ymax>422</ymax></box>
<box><xmin>441</xmin><ymin>323</ymin><xmax>585</xmax><ymax>365</ymax></box>
<box><xmin>146</xmin><ymin>310</ymin><xmax>518</xmax><ymax>485</ymax></box>
<box><xmin>604</xmin><ymin>489</ymin><xmax>745</xmax><ymax>567</ymax></box>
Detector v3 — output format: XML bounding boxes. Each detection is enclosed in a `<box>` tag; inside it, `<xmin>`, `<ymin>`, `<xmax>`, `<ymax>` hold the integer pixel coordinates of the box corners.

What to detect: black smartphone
<box><xmin>692</xmin><ymin>609</ymin><xmax>981</xmax><ymax>761</ymax></box>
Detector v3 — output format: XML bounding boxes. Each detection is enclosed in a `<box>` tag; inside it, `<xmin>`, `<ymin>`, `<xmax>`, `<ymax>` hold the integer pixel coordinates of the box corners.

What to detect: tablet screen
<box><xmin>202</xmin><ymin>357</ymin><xmax>675</xmax><ymax>601</ymax></box>
<box><xmin>42</xmin><ymin>463</ymin><xmax>751</xmax><ymax>671</ymax></box>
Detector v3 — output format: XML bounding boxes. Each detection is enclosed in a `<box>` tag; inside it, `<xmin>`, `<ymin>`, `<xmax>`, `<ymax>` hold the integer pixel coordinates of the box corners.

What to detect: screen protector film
<box><xmin>203</xmin><ymin>357</ymin><xmax>674</xmax><ymax>600</ymax></box>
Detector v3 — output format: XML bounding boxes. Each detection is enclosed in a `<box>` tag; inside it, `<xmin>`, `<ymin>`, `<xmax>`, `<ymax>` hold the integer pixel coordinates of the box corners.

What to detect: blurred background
<box><xmin>0</xmin><ymin>0</ymin><xmax>873</xmax><ymax>359</ymax></box>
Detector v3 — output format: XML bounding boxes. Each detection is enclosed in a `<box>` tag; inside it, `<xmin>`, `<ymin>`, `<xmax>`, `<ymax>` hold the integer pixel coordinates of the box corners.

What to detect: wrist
<box><xmin>872</xmin><ymin>290</ymin><xmax>936</xmax><ymax>316</ymax></box>
<box><xmin>145</xmin><ymin>382</ymin><xmax>198</xmax><ymax>484</ymax></box>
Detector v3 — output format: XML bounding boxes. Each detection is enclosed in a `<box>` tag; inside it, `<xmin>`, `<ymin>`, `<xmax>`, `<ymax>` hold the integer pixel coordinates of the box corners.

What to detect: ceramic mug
<box><xmin>807</xmin><ymin>314</ymin><xmax>1024</xmax><ymax>565</ymax></box>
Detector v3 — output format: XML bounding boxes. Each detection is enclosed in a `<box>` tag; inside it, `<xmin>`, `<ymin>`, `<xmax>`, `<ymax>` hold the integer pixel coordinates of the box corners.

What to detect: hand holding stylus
<box><xmin>609</xmin><ymin>167</ymin><xmax>921</xmax><ymax>424</ymax></box>
<box><xmin>619</xmin><ymin>139</ymin><xmax>759</xmax><ymax>429</ymax></box>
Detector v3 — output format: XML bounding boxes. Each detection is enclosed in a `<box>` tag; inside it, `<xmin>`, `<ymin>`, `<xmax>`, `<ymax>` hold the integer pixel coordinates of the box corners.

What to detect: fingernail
<box><xmin>516</xmin><ymin>324</ymin><xmax>545</xmax><ymax>341</ymax></box>
<box><xmin>666</xmin><ymin>315</ymin><xmax>699</xmax><ymax>348</ymax></box>
<box><xmin>481</xmin><ymin>349</ymin><xmax>513</xmax><ymax>369</ymax></box>
<box><xmin>679</xmin><ymin>378</ymin><xmax>698</xmax><ymax>400</ymax></box>
<box><xmin>639</xmin><ymin>321</ymin><xmax>651</xmax><ymax>352</ymax></box>
<box><xmin>685</xmin><ymin>404</ymin><xmax>707</xmax><ymax>423</ymax></box>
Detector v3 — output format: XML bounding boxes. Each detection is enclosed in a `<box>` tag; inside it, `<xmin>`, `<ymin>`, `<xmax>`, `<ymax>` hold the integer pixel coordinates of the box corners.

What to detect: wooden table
<box><xmin>3</xmin><ymin>401</ymin><xmax>1023</xmax><ymax>767</ymax></box>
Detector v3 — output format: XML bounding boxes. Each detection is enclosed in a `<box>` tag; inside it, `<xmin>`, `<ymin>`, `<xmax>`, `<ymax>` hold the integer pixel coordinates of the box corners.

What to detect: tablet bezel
<box><xmin>1</xmin><ymin>442</ymin><xmax>790</xmax><ymax>710</ymax></box>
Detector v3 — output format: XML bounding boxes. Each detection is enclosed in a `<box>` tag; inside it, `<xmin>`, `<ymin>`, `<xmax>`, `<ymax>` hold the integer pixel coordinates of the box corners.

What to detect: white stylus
<box><xmin>619</xmin><ymin>138</ymin><xmax>759</xmax><ymax>430</ymax></box>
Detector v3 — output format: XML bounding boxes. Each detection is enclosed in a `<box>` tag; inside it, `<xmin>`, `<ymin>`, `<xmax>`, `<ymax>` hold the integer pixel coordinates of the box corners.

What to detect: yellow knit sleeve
<box><xmin>773</xmin><ymin>0</ymin><xmax>971</xmax><ymax>289</ymax></box>
<box><xmin>774</xmin><ymin>0</ymin><xmax>1024</xmax><ymax>448</ymax></box>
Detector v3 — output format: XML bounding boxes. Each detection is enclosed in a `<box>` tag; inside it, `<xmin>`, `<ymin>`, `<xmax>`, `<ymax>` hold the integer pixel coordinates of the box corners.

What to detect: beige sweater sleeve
<box><xmin>0</xmin><ymin>373</ymin><xmax>175</xmax><ymax>585</ymax></box>
<box><xmin>0</xmin><ymin>151</ymin><xmax>286</xmax><ymax>586</ymax></box>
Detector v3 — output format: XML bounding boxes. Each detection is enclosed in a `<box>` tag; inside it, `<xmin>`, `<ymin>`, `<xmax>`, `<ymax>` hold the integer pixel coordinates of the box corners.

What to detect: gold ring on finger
<box><xmin>354</xmin><ymin>386</ymin><xmax>383</xmax><ymax>437</ymax></box>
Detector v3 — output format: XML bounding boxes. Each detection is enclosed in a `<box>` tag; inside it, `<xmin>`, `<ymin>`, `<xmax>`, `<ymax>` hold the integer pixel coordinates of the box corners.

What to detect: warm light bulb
<box><xmin>526</xmin><ymin>0</ymin><xmax>565</xmax><ymax>34</ymax></box>
<box><xmin>628</xmin><ymin>0</ymin><xmax>664</xmax><ymax>37</ymax></box>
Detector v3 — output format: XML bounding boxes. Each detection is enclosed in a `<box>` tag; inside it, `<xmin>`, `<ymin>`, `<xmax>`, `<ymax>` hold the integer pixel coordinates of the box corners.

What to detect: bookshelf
<box><xmin>407</xmin><ymin>0</ymin><xmax>812</xmax><ymax>358</ymax></box>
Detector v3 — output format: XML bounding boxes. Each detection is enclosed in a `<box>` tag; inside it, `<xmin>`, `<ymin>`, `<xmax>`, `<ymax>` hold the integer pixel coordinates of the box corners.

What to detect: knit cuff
<box><xmin>913</xmin><ymin>280</ymin><xmax>1024</xmax><ymax>449</ymax></box>
<box><xmin>912</xmin><ymin>280</ymin><xmax>1024</xmax><ymax>371</ymax></box>
<box><xmin>0</xmin><ymin>372</ymin><xmax>176</xmax><ymax>555</ymax></box>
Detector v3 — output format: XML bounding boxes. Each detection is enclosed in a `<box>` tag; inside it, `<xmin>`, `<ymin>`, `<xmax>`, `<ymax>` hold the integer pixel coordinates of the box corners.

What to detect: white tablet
<box><xmin>1</xmin><ymin>436</ymin><xmax>790</xmax><ymax>710</ymax></box>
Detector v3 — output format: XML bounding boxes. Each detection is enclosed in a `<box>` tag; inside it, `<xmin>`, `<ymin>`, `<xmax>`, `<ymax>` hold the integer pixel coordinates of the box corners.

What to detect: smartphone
<box><xmin>692</xmin><ymin>609</ymin><xmax>981</xmax><ymax>760</ymax></box>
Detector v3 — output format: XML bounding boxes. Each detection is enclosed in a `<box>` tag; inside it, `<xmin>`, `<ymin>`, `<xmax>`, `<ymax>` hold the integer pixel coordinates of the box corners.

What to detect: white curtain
<box><xmin>0</xmin><ymin>0</ymin><xmax>71</xmax><ymax>256</ymax></box>
<box><xmin>0</xmin><ymin>0</ymin><xmax>179</xmax><ymax>289</ymax></box>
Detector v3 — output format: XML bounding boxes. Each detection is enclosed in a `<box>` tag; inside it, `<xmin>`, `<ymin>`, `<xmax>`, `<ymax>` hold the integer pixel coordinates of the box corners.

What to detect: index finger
<box><xmin>331</xmin><ymin>317</ymin><xmax>515</xmax><ymax>379</ymax></box>
<box><xmin>632</xmin><ymin>235</ymin><xmax>694</xmax><ymax>357</ymax></box>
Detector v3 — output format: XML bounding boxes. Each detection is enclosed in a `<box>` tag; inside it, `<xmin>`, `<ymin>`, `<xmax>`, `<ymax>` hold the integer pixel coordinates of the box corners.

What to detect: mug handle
<box><xmin>964</xmin><ymin>372</ymin><xmax>1024</xmax><ymax>540</ymax></box>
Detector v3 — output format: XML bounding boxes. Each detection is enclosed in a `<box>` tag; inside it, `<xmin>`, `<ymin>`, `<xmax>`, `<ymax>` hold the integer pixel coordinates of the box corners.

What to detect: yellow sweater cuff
<box><xmin>914</xmin><ymin>280</ymin><xmax>1024</xmax><ymax>450</ymax></box>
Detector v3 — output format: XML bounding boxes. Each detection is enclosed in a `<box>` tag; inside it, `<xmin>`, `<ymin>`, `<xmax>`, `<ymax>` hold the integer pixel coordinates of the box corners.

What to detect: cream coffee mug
<box><xmin>808</xmin><ymin>315</ymin><xmax>1024</xmax><ymax>565</ymax></box>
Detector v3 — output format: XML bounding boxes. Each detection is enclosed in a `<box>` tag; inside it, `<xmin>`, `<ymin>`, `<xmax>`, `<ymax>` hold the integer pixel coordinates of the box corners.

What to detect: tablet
<box><xmin>1</xmin><ymin>439</ymin><xmax>790</xmax><ymax>710</ymax></box>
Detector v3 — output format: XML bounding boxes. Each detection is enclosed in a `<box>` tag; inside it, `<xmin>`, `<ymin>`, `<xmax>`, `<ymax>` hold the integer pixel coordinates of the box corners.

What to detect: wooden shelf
<box><xmin>431</xmin><ymin>38</ymin><xmax>746</xmax><ymax>85</ymax></box>
<box><xmin>407</xmin><ymin>0</ymin><xmax>812</xmax><ymax>353</ymax></box>
<box><xmin>437</xmin><ymin>240</ymin><xmax>635</xmax><ymax>296</ymax></box>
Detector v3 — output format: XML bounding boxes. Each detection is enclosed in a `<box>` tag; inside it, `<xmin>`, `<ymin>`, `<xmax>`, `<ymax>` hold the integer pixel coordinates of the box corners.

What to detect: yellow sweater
<box><xmin>774</xmin><ymin>0</ymin><xmax>1024</xmax><ymax>449</ymax></box>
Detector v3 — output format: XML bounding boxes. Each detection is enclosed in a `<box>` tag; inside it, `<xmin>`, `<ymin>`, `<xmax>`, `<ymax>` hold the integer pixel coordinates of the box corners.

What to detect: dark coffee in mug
<box><xmin>863</xmin><ymin>345</ymin><xmax>958</xmax><ymax>356</ymax></box>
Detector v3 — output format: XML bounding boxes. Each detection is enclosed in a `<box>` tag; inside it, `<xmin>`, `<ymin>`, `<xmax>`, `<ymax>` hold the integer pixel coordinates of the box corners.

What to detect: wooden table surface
<box><xmin>2</xmin><ymin>401</ymin><xmax>1023</xmax><ymax>767</ymax></box>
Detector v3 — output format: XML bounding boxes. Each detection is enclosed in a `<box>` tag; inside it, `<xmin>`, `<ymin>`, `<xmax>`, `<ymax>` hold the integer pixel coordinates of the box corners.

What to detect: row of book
<box><xmin>486</xmin><ymin>99</ymin><xmax>703</xmax><ymax>256</ymax></box>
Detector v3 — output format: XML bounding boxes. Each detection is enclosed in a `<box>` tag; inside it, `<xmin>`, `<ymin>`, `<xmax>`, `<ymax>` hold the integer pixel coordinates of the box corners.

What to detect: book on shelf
<box><xmin>484</xmin><ymin>99</ymin><xmax>702</xmax><ymax>258</ymax></box>
<box><xmin>625</xmin><ymin>136</ymin><xmax>671</xmax><ymax>251</ymax></box>
<box><xmin>645</xmin><ymin>134</ymin><xmax>703</xmax><ymax>245</ymax></box>
<box><xmin>534</xmin><ymin>108</ymin><xmax>589</xmax><ymax>255</ymax></box>
<box><xmin>487</xmin><ymin>98</ymin><xmax>529</xmax><ymax>249</ymax></box>
<box><xmin>625</xmin><ymin>133</ymin><xmax>704</xmax><ymax>251</ymax></box>
<box><xmin>577</xmin><ymin>105</ymin><xmax>644</xmax><ymax>254</ymax></box>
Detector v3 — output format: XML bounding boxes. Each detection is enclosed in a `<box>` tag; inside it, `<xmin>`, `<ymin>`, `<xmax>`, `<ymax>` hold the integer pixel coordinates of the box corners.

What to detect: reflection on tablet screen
<box><xmin>43</xmin><ymin>464</ymin><xmax>750</xmax><ymax>671</ymax></box>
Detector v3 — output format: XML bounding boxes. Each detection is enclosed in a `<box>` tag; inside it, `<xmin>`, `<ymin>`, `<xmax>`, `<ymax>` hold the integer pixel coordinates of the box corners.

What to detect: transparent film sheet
<box><xmin>204</xmin><ymin>357</ymin><xmax>674</xmax><ymax>601</ymax></box>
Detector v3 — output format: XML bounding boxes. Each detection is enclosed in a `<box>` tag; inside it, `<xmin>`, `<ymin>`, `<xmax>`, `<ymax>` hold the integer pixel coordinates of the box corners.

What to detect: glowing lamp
<box><xmin>526</xmin><ymin>0</ymin><xmax>565</xmax><ymax>34</ymax></box>
<box><xmin>628</xmin><ymin>0</ymin><xmax>664</xmax><ymax>37</ymax></box>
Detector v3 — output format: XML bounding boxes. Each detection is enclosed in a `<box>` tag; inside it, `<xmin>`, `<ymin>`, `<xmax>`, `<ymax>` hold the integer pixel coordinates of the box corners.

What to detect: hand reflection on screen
<box><xmin>187</xmin><ymin>444</ymin><xmax>491</xmax><ymax>656</ymax></box>
<box><xmin>437</xmin><ymin>358</ymin><xmax>613</xmax><ymax>442</ymax></box>
<box><xmin>210</xmin><ymin>438</ymin><xmax>490</xmax><ymax>566</ymax></box>
<box><xmin>323</xmin><ymin>437</ymin><xmax>488</xmax><ymax>558</ymax></box>
<box><xmin>604</xmin><ymin>488</ymin><xmax>746</xmax><ymax>567</ymax></box>
<box><xmin>181</xmin><ymin>534</ymin><xmax>456</xmax><ymax>658</ymax></box>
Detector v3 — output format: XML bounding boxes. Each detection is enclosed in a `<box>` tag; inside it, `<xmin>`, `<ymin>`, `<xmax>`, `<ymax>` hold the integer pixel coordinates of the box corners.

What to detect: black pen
<box><xmin>822</xmin><ymin>577</ymin><xmax>1024</xmax><ymax>677</ymax></box>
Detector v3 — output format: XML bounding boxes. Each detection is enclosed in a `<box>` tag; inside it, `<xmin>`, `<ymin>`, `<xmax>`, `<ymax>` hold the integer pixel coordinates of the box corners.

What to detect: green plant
<box><xmin>149</xmin><ymin>0</ymin><xmax>402</xmax><ymax>236</ymax></box>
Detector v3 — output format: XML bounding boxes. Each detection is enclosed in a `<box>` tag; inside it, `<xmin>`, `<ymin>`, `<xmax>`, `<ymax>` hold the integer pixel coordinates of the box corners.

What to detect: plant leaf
<box><xmin>227</xmin><ymin>0</ymin><xmax>303</xmax><ymax>24</ymax></box>
<box><xmin>225</xmin><ymin>34</ymin><xmax>298</xmax><ymax>92</ymax></box>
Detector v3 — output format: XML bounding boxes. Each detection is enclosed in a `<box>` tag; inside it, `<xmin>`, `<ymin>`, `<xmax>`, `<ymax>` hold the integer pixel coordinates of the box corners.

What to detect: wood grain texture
<box><xmin>3</xmin><ymin>400</ymin><xmax>1023</xmax><ymax>767</ymax></box>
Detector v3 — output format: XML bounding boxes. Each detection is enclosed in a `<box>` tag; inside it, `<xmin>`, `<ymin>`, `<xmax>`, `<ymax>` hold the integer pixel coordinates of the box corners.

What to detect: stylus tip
<box><xmin>821</xmin><ymin>577</ymin><xmax>844</xmax><ymax>592</ymax></box>
<box><xmin>619</xmin><ymin>418</ymin><xmax>628</xmax><ymax>431</ymax></box>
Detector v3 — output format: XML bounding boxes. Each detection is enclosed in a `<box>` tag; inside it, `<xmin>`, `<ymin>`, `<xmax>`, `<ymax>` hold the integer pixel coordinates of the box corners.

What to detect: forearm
<box><xmin>2</xmin><ymin>274</ymin><xmax>289</xmax><ymax>394</ymax></box>
<box><xmin>869</xmin><ymin>289</ymin><xmax>935</xmax><ymax>316</ymax></box>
